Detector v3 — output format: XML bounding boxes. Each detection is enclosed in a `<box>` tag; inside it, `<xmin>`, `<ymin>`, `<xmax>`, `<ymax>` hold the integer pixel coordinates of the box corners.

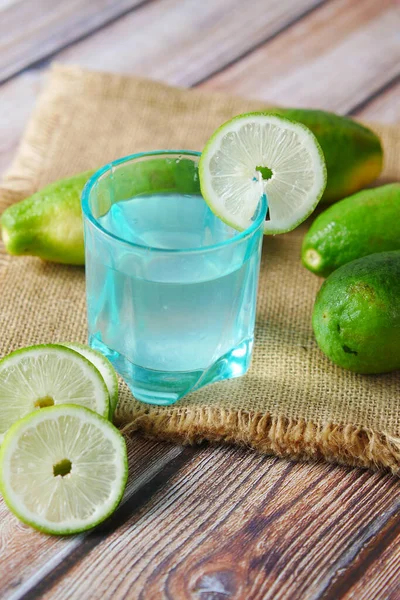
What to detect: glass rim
<box><xmin>81</xmin><ymin>150</ymin><xmax>267</xmax><ymax>254</ymax></box>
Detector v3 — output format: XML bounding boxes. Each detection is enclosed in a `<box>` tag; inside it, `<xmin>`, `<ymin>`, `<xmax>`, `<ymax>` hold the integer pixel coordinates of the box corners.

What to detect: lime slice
<box><xmin>0</xmin><ymin>344</ymin><xmax>110</xmax><ymax>442</ymax></box>
<box><xmin>199</xmin><ymin>112</ymin><xmax>327</xmax><ymax>234</ymax></box>
<box><xmin>62</xmin><ymin>343</ymin><xmax>119</xmax><ymax>416</ymax></box>
<box><xmin>0</xmin><ymin>404</ymin><xmax>128</xmax><ymax>535</ymax></box>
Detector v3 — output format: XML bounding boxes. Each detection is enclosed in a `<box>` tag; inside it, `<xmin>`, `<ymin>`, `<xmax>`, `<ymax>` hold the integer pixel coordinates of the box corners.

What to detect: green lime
<box><xmin>312</xmin><ymin>251</ymin><xmax>400</xmax><ymax>373</ymax></box>
<box><xmin>199</xmin><ymin>112</ymin><xmax>327</xmax><ymax>234</ymax></box>
<box><xmin>302</xmin><ymin>183</ymin><xmax>400</xmax><ymax>277</ymax></box>
<box><xmin>0</xmin><ymin>405</ymin><xmax>128</xmax><ymax>535</ymax></box>
<box><xmin>0</xmin><ymin>344</ymin><xmax>110</xmax><ymax>442</ymax></box>
<box><xmin>0</xmin><ymin>170</ymin><xmax>94</xmax><ymax>265</ymax></box>
<box><xmin>62</xmin><ymin>342</ymin><xmax>119</xmax><ymax>416</ymax></box>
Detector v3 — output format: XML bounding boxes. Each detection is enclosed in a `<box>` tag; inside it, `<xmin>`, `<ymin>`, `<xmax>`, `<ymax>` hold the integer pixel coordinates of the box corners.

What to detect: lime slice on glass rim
<box><xmin>62</xmin><ymin>342</ymin><xmax>119</xmax><ymax>417</ymax></box>
<box><xmin>199</xmin><ymin>112</ymin><xmax>327</xmax><ymax>234</ymax></box>
<box><xmin>0</xmin><ymin>344</ymin><xmax>110</xmax><ymax>442</ymax></box>
<box><xmin>0</xmin><ymin>404</ymin><xmax>128</xmax><ymax>535</ymax></box>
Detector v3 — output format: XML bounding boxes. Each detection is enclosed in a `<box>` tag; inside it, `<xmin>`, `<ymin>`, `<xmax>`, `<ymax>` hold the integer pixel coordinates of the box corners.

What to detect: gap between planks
<box><xmin>347</xmin><ymin>72</ymin><xmax>400</xmax><ymax>116</ymax></box>
<box><xmin>315</xmin><ymin>503</ymin><xmax>400</xmax><ymax>600</ymax></box>
<box><xmin>201</xmin><ymin>0</ymin><xmax>400</xmax><ymax>114</ymax></box>
<box><xmin>190</xmin><ymin>0</ymin><xmax>331</xmax><ymax>87</ymax></box>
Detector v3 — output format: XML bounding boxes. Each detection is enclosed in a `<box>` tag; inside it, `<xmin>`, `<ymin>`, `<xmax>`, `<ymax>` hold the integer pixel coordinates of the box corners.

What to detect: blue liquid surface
<box><xmin>86</xmin><ymin>193</ymin><xmax>262</xmax><ymax>404</ymax></box>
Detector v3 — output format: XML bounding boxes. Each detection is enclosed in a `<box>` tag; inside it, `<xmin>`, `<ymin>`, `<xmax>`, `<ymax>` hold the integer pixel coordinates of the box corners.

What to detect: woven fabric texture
<box><xmin>1</xmin><ymin>65</ymin><xmax>399</xmax><ymax>471</ymax></box>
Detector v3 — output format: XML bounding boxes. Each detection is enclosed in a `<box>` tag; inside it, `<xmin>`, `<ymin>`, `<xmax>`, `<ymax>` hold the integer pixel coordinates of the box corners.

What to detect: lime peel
<box><xmin>62</xmin><ymin>342</ymin><xmax>119</xmax><ymax>416</ymax></box>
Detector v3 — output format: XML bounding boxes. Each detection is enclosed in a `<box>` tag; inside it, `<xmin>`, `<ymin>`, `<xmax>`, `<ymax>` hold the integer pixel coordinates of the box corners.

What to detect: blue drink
<box><xmin>82</xmin><ymin>152</ymin><xmax>266</xmax><ymax>405</ymax></box>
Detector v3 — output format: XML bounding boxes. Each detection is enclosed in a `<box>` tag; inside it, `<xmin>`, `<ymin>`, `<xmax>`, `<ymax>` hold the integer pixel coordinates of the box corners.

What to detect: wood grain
<box><xmin>51</xmin><ymin>0</ymin><xmax>326</xmax><ymax>86</ymax></box>
<box><xmin>2</xmin><ymin>0</ymin><xmax>399</xmax><ymax>179</ymax></box>
<box><xmin>355</xmin><ymin>78</ymin><xmax>400</xmax><ymax>124</ymax></box>
<box><xmin>0</xmin><ymin>1</ymin><xmax>400</xmax><ymax>598</ymax></box>
<box><xmin>339</xmin><ymin>518</ymin><xmax>400</xmax><ymax>600</ymax></box>
<box><xmin>201</xmin><ymin>0</ymin><xmax>400</xmax><ymax>114</ymax></box>
<box><xmin>316</xmin><ymin>508</ymin><xmax>400</xmax><ymax>600</ymax></box>
<box><xmin>0</xmin><ymin>0</ymin><xmax>325</xmax><ymax>177</ymax></box>
<box><xmin>29</xmin><ymin>446</ymin><xmax>400</xmax><ymax>600</ymax></box>
<box><xmin>0</xmin><ymin>436</ymin><xmax>186</xmax><ymax>600</ymax></box>
<box><xmin>0</xmin><ymin>0</ymin><xmax>148</xmax><ymax>83</ymax></box>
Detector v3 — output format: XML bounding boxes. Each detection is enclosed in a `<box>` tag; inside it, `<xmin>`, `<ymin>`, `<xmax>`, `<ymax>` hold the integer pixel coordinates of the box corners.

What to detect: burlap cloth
<box><xmin>1</xmin><ymin>65</ymin><xmax>399</xmax><ymax>472</ymax></box>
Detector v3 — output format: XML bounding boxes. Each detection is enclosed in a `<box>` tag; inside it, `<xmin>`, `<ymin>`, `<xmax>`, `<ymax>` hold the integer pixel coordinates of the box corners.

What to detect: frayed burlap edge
<box><xmin>116</xmin><ymin>407</ymin><xmax>400</xmax><ymax>473</ymax></box>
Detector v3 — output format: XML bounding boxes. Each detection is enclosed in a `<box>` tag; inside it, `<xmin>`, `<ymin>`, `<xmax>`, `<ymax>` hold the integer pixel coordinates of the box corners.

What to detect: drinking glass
<box><xmin>82</xmin><ymin>150</ymin><xmax>266</xmax><ymax>405</ymax></box>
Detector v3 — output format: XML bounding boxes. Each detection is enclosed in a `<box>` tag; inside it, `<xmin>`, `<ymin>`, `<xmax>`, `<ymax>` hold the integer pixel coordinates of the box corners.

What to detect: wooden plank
<box><xmin>354</xmin><ymin>79</ymin><xmax>400</xmax><ymax>124</ymax></box>
<box><xmin>1</xmin><ymin>0</ymin><xmax>398</xmax><ymax>180</ymax></box>
<box><xmin>0</xmin><ymin>436</ymin><xmax>186</xmax><ymax>599</ymax></box>
<box><xmin>202</xmin><ymin>0</ymin><xmax>400</xmax><ymax>114</ymax></box>
<box><xmin>48</xmin><ymin>0</ymin><xmax>326</xmax><ymax>86</ymax></box>
<box><xmin>336</xmin><ymin>520</ymin><xmax>400</xmax><ymax>600</ymax></box>
<box><xmin>0</xmin><ymin>0</ymin><xmax>324</xmax><ymax>177</ymax></box>
<box><xmin>23</xmin><ymin>446</ymin><xmax>400</xmax><ymax>600</ymax></box>
<box><xmin>0</xmin><ymin>0</ymin><xmax>147</xmax><ymax>83</ymax></box>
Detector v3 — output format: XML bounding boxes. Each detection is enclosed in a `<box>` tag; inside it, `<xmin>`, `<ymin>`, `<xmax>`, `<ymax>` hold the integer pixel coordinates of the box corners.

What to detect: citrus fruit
<box><xmin>0</xmin><ymin>344</ymin><xmax>110</xmax><ymax>442</ymax></box>
<box><xmin>62</xmin><ymin>342</ymin><xmax>119</xmax><ymax>416</ymax></box>
<box><xmin>302</xmin><ymin>183</ymin><xmax>400</xmax><ymax>277</ymax></box>
<box><xmin>313</xmin><ymin>251</ymin><xmax>400</xmax><ymax>373</ymax></box>
<box><xmin>199</xmin><ymin>112</ymin><xmax>327</xmax><ymax>234</ymax></box>
<box><xmin>1</xmin><ymin>170</ymin><xmax>94</xmax><ymax>265</ymax></box>
<box><xmin>0</xmin><ymin>405</ymin><xmax>128</xmax><ymax>534</ymax></box>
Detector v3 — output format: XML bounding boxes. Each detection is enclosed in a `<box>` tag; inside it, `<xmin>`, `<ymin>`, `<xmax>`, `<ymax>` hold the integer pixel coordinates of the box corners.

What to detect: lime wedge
<box><xmin>0</xmin><ymin>344</ymin><xmax>110</xmax><ymax>442</ymax></box>
<box><xmin>0</xmin><ymin>405</ymin><xmax>128</xmax><ymax>534</ymax></box>
<box><xmin>62</xmin><ymin>343</ymin><xmax>119</xmax><ymax>417</ymax></box>
<box><xmin>199</xmin><ymin>112</ymin><xmax>327</xmax><ymax>234</ymax></box>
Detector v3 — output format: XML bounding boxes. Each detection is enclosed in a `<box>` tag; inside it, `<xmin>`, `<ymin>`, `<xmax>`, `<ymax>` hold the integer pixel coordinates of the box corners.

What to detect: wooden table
<box><xmin>1</xmin><ymin>1</ymin><xmax>400</xmax><ymax>598</ymax></box>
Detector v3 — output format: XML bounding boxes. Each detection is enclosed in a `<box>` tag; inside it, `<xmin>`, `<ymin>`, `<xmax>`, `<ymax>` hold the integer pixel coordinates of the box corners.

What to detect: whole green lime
<box><xmin>313</xmin><ymin>251</ymin><xmax>400</xmax><ymax>374</ymax></box>
<box><xmin>302</xmin><ymin>184</ymin><xmax>400</xmax><ymax>277</ymax></box>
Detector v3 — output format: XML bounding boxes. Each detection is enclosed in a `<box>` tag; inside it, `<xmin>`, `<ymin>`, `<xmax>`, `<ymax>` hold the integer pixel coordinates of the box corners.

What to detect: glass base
<box><xmin>89</xmin><ymin>335</ymin><xmax>253</xmax><ymax>406</ymax></box>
